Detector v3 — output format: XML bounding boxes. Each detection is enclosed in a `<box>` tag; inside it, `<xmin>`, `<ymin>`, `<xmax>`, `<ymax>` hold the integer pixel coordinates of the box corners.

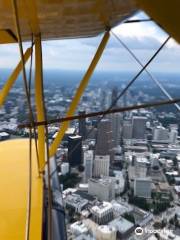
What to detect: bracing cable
<box><xmin>37</xmin><ymin>35</ymin><xmax>52</xmax><ymax>240</ymax></box>
<box><xmin>28</xmin><ymin>34</ymin><xmax>41</xmax><ymax>176</ymax></box>
<box><xmin>111</xmin><ymin>30</ymin><xmax>180</xmax><ymax>111</ymax></box>
<box><xmin>18</xmin><ymin>97</ymin><xmax>180</xmax><ymax>129</ymax></box>
<box><xmin>11</xmin><ymin>1</ymin><xmax>38</xmax><ymax>239</ymax></box>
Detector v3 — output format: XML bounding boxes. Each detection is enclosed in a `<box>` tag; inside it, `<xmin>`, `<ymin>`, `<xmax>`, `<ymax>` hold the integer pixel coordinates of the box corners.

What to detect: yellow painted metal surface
<box><xmin>49</xmin><ymin>31</ymin><xmax>110</xmax><ymax>157</ymax></box>
<box><xmin>136</xmin><ymin>0</ymin><xmax>180</xmax><ymax>43</ymax></box>
<box><xmin>0</xmin><ymin>47</ymin><xmax>32</xmax><ymax>107</ymax></box>
<box><xmin>0</xmin><ymin>0</ymin><xmax>135</xmax><ymax>42</ymax></box>
<box><xmin>0</xmin><ymin>139</ymin><xmax>43</xmax><ymax>240</ymax></box>
<box><xmin>35</xmin><ymin>36</ymin><xmax>46</xmax><ymax>172</ymax></box>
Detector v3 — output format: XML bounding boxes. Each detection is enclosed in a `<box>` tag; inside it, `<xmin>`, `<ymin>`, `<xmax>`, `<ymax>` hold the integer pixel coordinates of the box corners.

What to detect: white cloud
<box><xmin>0</xmin><ymin>11</ymin><xmax>179</xmax><ymax>72</ymax></box>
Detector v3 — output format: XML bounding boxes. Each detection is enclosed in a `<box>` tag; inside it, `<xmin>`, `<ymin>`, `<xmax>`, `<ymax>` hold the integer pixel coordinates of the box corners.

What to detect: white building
<box><xmin>169</xmin><ymin>129</ymin><xmax>178</xmax><ymax>144</ymax></box>
<box><xmin>83</xmin><ymin>150</ymin><xmax>93</xmax><ymax>183</ymax></box>
<box><xmin>70</xmin><ymin>221</ymin><xmax>88</xmax><ymax>236</ymax></box>
<box><xmin>153</xmin><ymin>126</ymin><xmax>169</xmax><ymax>141</ymax></box>
<box><xmin>91</xmin><ymin>202</ymin><xmax>113</xmax><ymax>225</ymax></box>
<box><xmin>61</xmin><ymin>162</ymin><xmax>69</xmax><ymax>175</ymax></box>
<box><xmin>93</xmin><ymin>155</ymin><xmax>110</xmax><ymax>178</ymax></box>
<box><xmin>88</xmin><ymin>178</ymin><xmax>115</xmax><ymax>201</ymax></box>
<box><xmin>134</xmin><ymin>178</ymin><xmax>152</xmax><ymax>199</ymax></box>
<box><xmin>96</xmin><ymin>225</ymin><xmax>116</xmax><ymax>240</ymax></box>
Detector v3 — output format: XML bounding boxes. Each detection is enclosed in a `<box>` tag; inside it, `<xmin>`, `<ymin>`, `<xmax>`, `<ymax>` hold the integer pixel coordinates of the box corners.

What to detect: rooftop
<box><xmin>108</xmin><ymin>216</ymin><xmax>134</xmax><ymax>233</ymax></box>
<box><xmin>91</xmin><ymin>202</ymin><xmax>112</xmax><ymax>215</ymax></box>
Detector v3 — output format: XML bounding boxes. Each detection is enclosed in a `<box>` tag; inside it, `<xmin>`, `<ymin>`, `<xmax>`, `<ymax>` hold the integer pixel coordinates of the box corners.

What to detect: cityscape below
<box><xmin>1</xmin><ymin>69</ymin><xmax>180</xmax><ymax>240</ymax></box>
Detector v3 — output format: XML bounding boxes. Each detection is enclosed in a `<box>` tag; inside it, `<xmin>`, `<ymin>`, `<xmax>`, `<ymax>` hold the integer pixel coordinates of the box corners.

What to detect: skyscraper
<box><xmin>68</xmin><ymin>135</ymin><xmax>82</xmax><ymax>167</ymax></box>
<box><xmin>78</xmin><ymin>110</ymin><xmax>86</xmax><ymax>139</ymax></box>
<box><xmin>96</xmin><ymin>119</ymin><xmax>112</xmax><ymax>155</ymax></box>
<box><xmin>132</xmin><ymin>116</ymin><xmax>147</xmax><ymax>139</ymax></box>
<box><xmin>110</xmin><ymin>113</ymin><xmax>122</xmax><ymax>147</ymax></box>
<box><xmin>123</xmin><ymin>120</ymin><xmax>133</xmax><ymax>140</ymax></box>
<box><xmin>111</xmin><ymin>87</ymin><xmax>118</xmax><ymax>107</ymax></box>
<box><xmin>83</xmin><ymin>150</ymin><xmax>93</xmax><ymax>182</ymax></box>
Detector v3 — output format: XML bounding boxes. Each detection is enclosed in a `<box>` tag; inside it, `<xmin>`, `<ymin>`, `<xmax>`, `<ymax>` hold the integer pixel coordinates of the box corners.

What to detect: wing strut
<box><xmin>34</xmin><ymin>36</ymin><xmax>46</xmax><ymax>172</ymax></box>
<box><xmin>0</xmin><ymin>47</ymin><xmax>32</xmax><ymax>107</ymax></box>
<box><xmin>49</xmin><ymin>30</ymin><xmax>110</xmax><ymax>157</ymax></box>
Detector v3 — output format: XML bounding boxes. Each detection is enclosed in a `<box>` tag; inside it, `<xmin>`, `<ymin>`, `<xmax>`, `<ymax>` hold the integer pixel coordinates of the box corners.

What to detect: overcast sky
<box><xmin>0</xmin><ymin>11</ymin><xmax>180</xmax><ymax>73</ymax></box>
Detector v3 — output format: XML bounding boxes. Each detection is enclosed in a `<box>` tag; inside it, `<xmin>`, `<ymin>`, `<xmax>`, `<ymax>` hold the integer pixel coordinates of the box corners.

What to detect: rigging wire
<box><xmin>11</xmin><ymin>1</ymin><xmax>38</xmax><ymax>239</ymax></box>
<box><xmin>123</xmin><ymin>19</ymin><xmax>152</xmax><ymax>23</ymax></box>
<box><xmin>26</xmin><ymin>34</ymin><xmax>34</xmax><ymax>240</ymax></box>
<box><xmin>111</xmin><ymin>30</ymin><xmax>180</xmax><ymax>112</ymax></box>
<box><xmin>37</xmin><ymin>35</ymin><xmax>52</xmax><ymax>240</ymax></box>
<box><xmin>28</xmin><ymin>34</ymin><xmax>41</xmax><ymax>177</ymax></box>
<box><xmin>19</xmin><ymin>97</ymin><xmax>180</xmax><ymax>128</ymax></box>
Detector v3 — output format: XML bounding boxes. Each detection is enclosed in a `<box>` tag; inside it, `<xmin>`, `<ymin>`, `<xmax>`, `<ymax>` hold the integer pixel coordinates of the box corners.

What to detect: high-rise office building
<box><xmin>111</xmin><ymin>87</ymin><xmax>118</xmax><ymax>107</ymax></box>
<box><xmin>83</xmin><ymin>150</ymin><xmax>93</xmax><ymax>183</ymax></box>
<box><xmin>123</xmin><ymin>121</ymin><xmax>133</xmax><ymax>139</ymax></box>
<box><xmin>110</xmin><ymin>113</ymin><xmax>122</xmax><ymax>147</ymax></box>
<box><xmin>134</xmin><ymin>178</ymin><xmax>152</xmax><ymax>199</ymax></box>
<box><xmin>153</xmin><ymin>126</ymin><xmax>169</xmax><ymax>141</ymax></box>
<box><xmin>78</xmin><ymin>110</ymin><xmax>86</xmax><ymax>139</ymax></box>
<box><xmin>96</xmin><ymin>119</ymin><xmax>112</xmax><ymax>155</ymax></box>
<box><xmin>132</xmin><ymin>116</ymin><xmax>147</xmax><ymax>139</ymax></box>
<box><xmin>93</xmin><ymin>155</ymin><xmax>110</xmax><ymax>178</ymax></box>
<box><xmin>68</xmin><ymin>135</ymin><xmax>82</xmax><ymax>167</ymax></box>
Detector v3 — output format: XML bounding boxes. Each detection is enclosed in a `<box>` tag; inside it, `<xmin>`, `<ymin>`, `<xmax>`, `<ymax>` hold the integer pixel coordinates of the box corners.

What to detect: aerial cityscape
<box><xmin>1</xmin><ymin>69</ymin><xmax>180</xmax><ymax>240</ymax></box>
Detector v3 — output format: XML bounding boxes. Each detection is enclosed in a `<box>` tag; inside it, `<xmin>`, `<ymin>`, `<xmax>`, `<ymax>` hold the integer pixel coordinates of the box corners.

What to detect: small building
<box><xmin>70</xmin><ymin>221</ymin><xmax>88</xmax><ymax>236</ymax></box>
<box><xmin>65</xmin><ymin>194</ymin><xmax>88</xmax><ymax>213</ymax></box>
<box><xmin>132</xmin><ymin>207</ymin><xmax>153</xmax><ymax>226</ymax></box>
<box><xmin>96</xmin><ymin>225</ymin><xmax>116</xmax><ymax>240</ymax></box>
<box><xmin>88</xmin><ymin>178</ymin><xmax>115</xmax><ymax>202</ymax></box>
<box><xmin>108</xmin><ymin>216</ymin><xmax>134</xmax><ymax>239</ymax></box>
<box><xmin>91</xmin><ymin>202</ymin><xmax>113</xmax><ymax>225</ymax></box>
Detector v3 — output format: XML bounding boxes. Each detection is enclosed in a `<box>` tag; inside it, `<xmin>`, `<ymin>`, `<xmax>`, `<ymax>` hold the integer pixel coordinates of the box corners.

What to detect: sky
<box><xmin>0</xmin><ymin>11</ymin><xmax>180</xmax><ymax>73</ymax></box>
